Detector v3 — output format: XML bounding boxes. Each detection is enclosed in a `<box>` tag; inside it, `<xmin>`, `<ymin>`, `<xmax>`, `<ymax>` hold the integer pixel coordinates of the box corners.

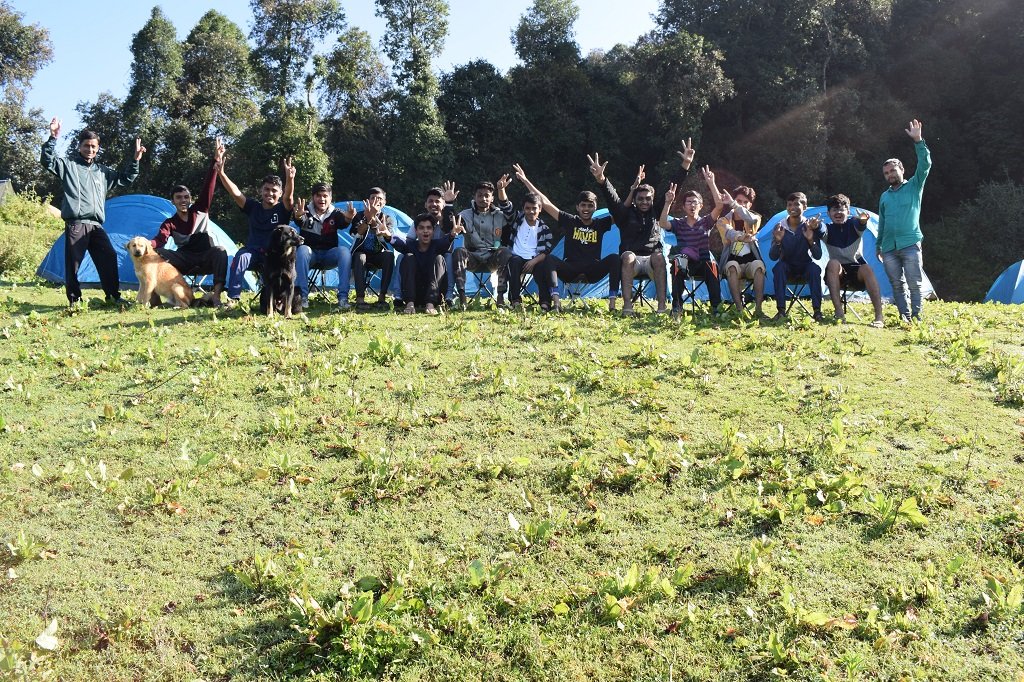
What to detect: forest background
<box><xmin>1</xmin><ymin>0</ymin><xmax>1022</xmax><ymax>301</ymax></box>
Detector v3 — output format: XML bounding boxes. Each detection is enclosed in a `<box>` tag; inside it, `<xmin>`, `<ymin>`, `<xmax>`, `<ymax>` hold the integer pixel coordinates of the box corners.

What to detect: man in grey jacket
<box><xmin>41</xmin><ymin>117</ymin><xmax>146</xmax><ymax>307</ymax></box>
<box><xmin>452</xmin><ymin>176</ymin><xmax>514</xmax><ymax>307</ymax></box>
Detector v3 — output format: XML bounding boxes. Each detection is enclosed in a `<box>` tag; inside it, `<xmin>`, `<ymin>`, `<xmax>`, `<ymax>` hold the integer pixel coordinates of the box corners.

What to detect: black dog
<box><xmin>260</xmin><ymin>225</ymin><xmax>303</xmax><ymax>318</ymax></box>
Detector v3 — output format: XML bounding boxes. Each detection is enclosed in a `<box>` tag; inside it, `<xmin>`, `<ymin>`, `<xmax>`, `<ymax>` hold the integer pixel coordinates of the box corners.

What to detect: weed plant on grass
<box><xmin>1</xmin><ymin>285</ymin><xmax>1023</xmax><ymax>681</ymax></box>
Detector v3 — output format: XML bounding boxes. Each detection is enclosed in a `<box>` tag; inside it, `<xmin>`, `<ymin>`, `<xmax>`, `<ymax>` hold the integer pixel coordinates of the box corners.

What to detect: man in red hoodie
<box><xmin>150</xmin><ymin>140</ymin><xmax>228</xmax><ymax>306</ymax></box>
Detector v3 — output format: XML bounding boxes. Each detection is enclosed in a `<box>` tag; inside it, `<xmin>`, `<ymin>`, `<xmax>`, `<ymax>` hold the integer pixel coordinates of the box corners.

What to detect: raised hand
<box><xmin>214</xmin><ymin>136</ymin><xmax>226</xmax><ymax>164</ymax></box>
<box><xmin>512</xmin><ymin>163</ymin><xmax>527</xmax><ymax>183</ymax></box>
<box><xmin>375</xmin><ymin>221</ymin><xmax>392</xmax><ymax>240</ymax></box>
<box><xmin>134</xmin><ymin>138</ymin><xmax>147</xmax><ymax>161</ymax></box>
<box><xmin>282</xmin><ymin>155</ymin><xmax>296</xmax><ymax>179</ymax></box>
<box><xmin>720</xmin><ymin>188</ymin><xmax>734</xmax><ymax>207</ymax></box>
<box><xmin>664</xmin><ymin>182</ymin><xmax>678</xmax><ymax>205</ymax></box>
<box><xmin>804</xmin><ymin>218</ymin><xmax>820</xmax><ymax>242</ymax></box>
<box><xmin>773</xmin><ymin>223</ymin><xmax>785</xmax><ymax>243</ymax></box>
<box><xmin>857</xmin><ymin>209</ymin><xmax>871</xmax><ymax>223</ymax></box>
<box><xmin>340</xmin><ymin>201</ymin><xmax>356</xmax><ymax>222</ymax></box>
<box><xmin>586</xmin><ymin>152</ymin><xmax>608</xmax><ymax>182</ymax></box>
<box><xmin>630</xmin><ymin>164</ymin><xmax>646</xmax><ymax>190</ymax></box>
<box><xmin>442</xmin><ymin>180</ymin><xmax>459</xmax><ymax>203</ymax></box>
<box><xmin>49</xmin><ymin>117</ymin><xmax>61</xmax><ymax>139</ymax></box>
<box><xmin>495</xmin><ymin>173</ymin><xmax>512</xmax><ymax>191</ymax></box>
<box><xmin>905</xmin><ymin>119</ymin><xmax>923</xmax><ymax>142</ymax></box>
<box><xmin>293</xmin><ymin>199</ymin><xmax>305</xmax><ymax>220</ymax></box>
<box><xmin>451</xmin><ymin>214</ymin><xmax>466</xmax><ymax>236</ymax></box>
<box><xmin>700</xmin><ymin>165</ymin><xmax>715</xmax><ymax>186</ymax></box>
<box><xmin>676</xmin><ymin>137</ymin><xmax>696</xmax><ymax>169</ymax></box>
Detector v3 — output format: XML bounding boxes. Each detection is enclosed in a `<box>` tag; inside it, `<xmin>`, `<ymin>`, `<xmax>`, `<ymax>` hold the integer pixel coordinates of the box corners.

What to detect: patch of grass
<box><xmin>1</xmin><ymin>288</ymin><xmax>1023</xmax><ymax>680</ymax></box>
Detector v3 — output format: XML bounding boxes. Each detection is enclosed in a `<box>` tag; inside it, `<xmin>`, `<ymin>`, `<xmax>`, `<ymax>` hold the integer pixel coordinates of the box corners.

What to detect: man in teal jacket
<box><xmin>40</xmin><ymin>117</ymin><xmax>146</xmax><ymax>307</ymax></box>
<box><xmin>876</xmin><ymin>119</ymin><xmax>931</xmax><ymax>321</ymax></box>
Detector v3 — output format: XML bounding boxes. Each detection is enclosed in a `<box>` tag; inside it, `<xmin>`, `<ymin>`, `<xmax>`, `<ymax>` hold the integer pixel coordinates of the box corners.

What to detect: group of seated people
<box><xmin>146</xmin><ymin>139</ymin><xmax>886</xmax><ymax>325</ymax></box>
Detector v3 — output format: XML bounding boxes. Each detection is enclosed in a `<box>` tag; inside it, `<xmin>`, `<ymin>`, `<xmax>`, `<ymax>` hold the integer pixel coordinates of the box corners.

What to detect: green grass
<box><xmin>1</xmin><ymin>284</ymin><xmax>1024</xmax><ymax>681</ymax></box>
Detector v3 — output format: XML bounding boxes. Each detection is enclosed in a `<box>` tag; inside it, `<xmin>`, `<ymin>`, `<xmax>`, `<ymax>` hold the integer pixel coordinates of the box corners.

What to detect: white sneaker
<box><xmin>301</xmin><ymin>296</ymin><xmax>309</xmax><ymax>309</ymax></box>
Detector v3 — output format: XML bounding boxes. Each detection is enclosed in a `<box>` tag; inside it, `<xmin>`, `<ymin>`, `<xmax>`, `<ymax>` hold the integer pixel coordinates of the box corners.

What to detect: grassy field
<box><xmin>1</xmin><ymin>281</ymin><xmax>1024</xmax><ymax>681</ymax></box>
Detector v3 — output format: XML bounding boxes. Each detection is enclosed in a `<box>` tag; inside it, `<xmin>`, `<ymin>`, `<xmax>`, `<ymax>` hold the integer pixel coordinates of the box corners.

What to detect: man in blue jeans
<box><xmin>769</xmin><ymin>192</ymin><xmax>826</xmax><ymax>322</ymax></box>
<box><xmin>292</xmin><ymin>183</ymin><xmax>355</xmax><ymax>310</ymax></box>
<box><xmin>877</xmin><ymin>119</ymin><xmax>931</xmax><ymax>322</ymax></box>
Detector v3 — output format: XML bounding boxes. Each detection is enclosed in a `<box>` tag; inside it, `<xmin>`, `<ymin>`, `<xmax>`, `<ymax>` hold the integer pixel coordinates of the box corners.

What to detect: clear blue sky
<box><xmin>12</xmin><ymin>0</ymin><xmax>660</xmax><ymax>149</ymax></box>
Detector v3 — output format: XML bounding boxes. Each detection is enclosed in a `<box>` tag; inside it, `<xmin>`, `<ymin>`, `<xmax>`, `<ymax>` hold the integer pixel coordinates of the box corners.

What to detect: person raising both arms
<box><xmin>41</xmin><ymin>117</ymin><xmax>146</xmax><ymax>308</ymax></box>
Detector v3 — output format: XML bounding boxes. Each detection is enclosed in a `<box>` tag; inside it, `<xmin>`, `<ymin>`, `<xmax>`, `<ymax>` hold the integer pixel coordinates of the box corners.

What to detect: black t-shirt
<box><xmin>557</xmin><ymin>211</ymin><xmax>614</xmax><ymax>262</ymax></box>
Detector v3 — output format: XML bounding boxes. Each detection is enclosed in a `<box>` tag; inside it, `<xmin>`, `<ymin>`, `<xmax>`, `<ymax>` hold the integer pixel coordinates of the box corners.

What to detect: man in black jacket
<box><xmin>588</xmin><ymin>140</ymin><xmax>695</xmax><ymax>315</ymax></box>
<box><xmin>292</xmin><ymin>183</ymin><xmax>354</xmax><ymax>309</ymax></box>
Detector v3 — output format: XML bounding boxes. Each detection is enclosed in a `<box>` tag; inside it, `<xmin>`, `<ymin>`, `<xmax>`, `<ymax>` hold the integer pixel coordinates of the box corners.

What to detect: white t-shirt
<box><xmin>511</xmin><ymin>218</ymin><xmax>540</xmax><ymax>259</ymax></box>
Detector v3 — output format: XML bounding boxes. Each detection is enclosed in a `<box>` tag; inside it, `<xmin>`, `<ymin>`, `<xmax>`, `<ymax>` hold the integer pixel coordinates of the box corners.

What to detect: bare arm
<box><xmin>658</xmin><ymin>183</ymin><xmax>677</xmax><ymax>229</ymax></box>
<box><xmin>281</xmin><ymin>156</ymin><xmax>295</xmax><ymax>212</ymax></box>
<box><xmin>217</xmin><ymin>154</ymin><xmax>246</xmax><ymax>209</ymax></box>
<box><xmin>701</xmin><ymin>166</ymin><xmax>725</xmax><ymax>220</ymax></box>
<box><xmin>513</xmin><ymin>163</ymin><xmax>560</xmax><ymax>219</ymax></box>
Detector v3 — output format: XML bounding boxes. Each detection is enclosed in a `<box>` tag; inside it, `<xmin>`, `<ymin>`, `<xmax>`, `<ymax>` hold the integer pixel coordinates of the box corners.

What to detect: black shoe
<box><xmin>812</xmin><ymin>310</ymin><xmax>824</xmax><ymax>323</ymax></box>
<box><xmin>105</xmin><ymin>294</ymin><xmax>133</xmax><ymax>307</ymax></box>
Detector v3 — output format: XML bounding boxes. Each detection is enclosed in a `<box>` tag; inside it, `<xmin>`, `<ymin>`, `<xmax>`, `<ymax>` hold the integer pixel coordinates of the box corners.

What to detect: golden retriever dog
<box><xmin>125</xmin><ymin>236</ymin><xmax>193</xmax><ymax>308</ymax></box>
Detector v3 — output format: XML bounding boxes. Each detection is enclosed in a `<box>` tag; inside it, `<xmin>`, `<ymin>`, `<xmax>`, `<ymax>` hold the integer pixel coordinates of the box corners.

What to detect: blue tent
<box><xmin>755</xmin><ymin>206</ymin><xmax>935</xmax><ymax>301</ymax></box>
<box><xmin>984</xmin><ymin>260</ymin><xmax>1024</xmax><ymax>304</ymax></box>
<box><xmin>36</xmin><ymin>194</ymin><xmax>256</xmax><ymax>290</ymax></box>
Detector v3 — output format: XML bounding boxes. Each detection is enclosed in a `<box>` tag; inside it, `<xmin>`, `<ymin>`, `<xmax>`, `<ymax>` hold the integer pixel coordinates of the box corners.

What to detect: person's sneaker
<box><xmin>496</xmin><ymin>295</ymin><xmax>506</xmax><ymax>308</ymax></box>
<box><xmin>771</xmin><ymin>311</ymin><xmax>787</xmax><ymax>322</ymax></box>
<box><xmin>835</xmin><ymin>314</ymin><xmax>847</xmax><ymax>324</ymax></box>
<box><xmin>621</xmin><ymin>306</ymin><xmax>635</xmax><ymax>318</ymax></box>
<box><xmin>376</xmin><ymin>299</ymin><xmax>390</xmax><ymax>310</ymax></box>
<box><xmin>812</xmin><ymin>310</ymin><xmax>824</xmax><ymax>323</ymax></box>
<box><xmin>337</xmin><ymin>299</ymin><xmax>351</xmax><ymax>312</ymax></box>
<box><xmin>225</xmin><ymin>298</ymin><xmax>240</xmax><ymax>309</ymax></box>
<box><xmin>551</xmin><ymin>293</ymin><xmax>562</xmax><ymax>312</ymax></box>
<box><xmin>670</xmin><ymin>306</ymin><xmax>681</xmax><ymax>322</ymax></box>
<box><xmin>608</xmin><ymin>295</ymin><xmax>617</xmax><ymax>313</ymax></box>
<box><xmin>511</xmin><ymin>301</ymin><xmax>524</xmax><ymax>312</ymax></box>
<box><xmin>301</xmin><ymin>296</ymin><xmax>309</xmax><ymax>309</ymax></box>
<box><xmin>403</xmin><ymin>302</ymin><xmax>416</xmax><ymax>315</ymax></box>
<box><xmin>870</xmin><ymin>319</ymin><xmax>885</xmax><ymax>328</ymax></box>
<box><xmin>105</xmin><ymin>294</ymin><xmax>132</xmax><ymax>307</ymax></box>
<box><xmin>425</xmin><ymin>303</ymin><xmax>438</xmax><ymax>315</ymax></box>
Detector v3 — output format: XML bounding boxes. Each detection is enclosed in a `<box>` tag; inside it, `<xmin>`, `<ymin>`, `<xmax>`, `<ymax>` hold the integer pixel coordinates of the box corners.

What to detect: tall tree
<box><xmin>123</xmin><ymin>6</ymin><xmax>182</xmax><ymax>127</ymax></box>
<box><xmin>438</xmin><ymin>61</ymin><xmax>523</xmax><ymax>192</ymax></box>
<box><xmin>507</xmin><ymin>0</ymin><xmax>587</xmax><ymax>202</ymax></box>
<box><xmin>178</xmin><ymin>10</ymin><xmax>260</xmax><ymax>141</ymax></box>
<box><xmin>317</xmin><ymin>28</ymin><xmax>392</xmax><ymax>198</ymax></box>
<box><xmin>511</xmin><ymin>0</ymin><xmax>580</xmax><ymax>65</ymax></box>
<box><xmin>249</xmin><ymin>0</ymin><xmax>346</xmax><ymax>102</ymax></box>
<box><xmin>0</xmin><ymin>1</ymin><xmax>53</xmax><ymax>191</ymax></box>
<box><xmin>373</xmin><ymin>0</ymin><xmax>451</xmax><ymax>208</ymax></box>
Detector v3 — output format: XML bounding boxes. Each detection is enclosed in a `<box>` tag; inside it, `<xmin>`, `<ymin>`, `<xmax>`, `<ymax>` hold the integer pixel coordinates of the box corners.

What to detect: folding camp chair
<box><xmin>784</xmin><ymin>277</ymin><xmax>812</xmax><ymax>316</ymax></box>
<box><xmin>307</xmin><ymin>267</ymin><xmax>331</xmax><ymax>303</ymax></box>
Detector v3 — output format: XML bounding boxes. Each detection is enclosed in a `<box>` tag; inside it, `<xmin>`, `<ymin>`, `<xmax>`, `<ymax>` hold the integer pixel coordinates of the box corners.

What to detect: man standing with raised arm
<box><xmin>219</xmin><ymin>154</ymin><xmax>296</xmax><ymax>305</ymax></box>
<box><xmin>41</xmin><ymin>117</ymin><xmax>146</xmax><ymax>308</ymax></box>
<box><xmin>589</xmin><ymin>140</ymin><xmax>694</xmax><ymax>316</ymax></box>
<box><xmin>877</xmin><ymin>119</ymin><xmax>931</xmax><ymax>322</ymax></box>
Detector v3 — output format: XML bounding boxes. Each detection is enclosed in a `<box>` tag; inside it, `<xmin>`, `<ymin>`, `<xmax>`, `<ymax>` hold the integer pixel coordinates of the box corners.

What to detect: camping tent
<box><xmin>36</xmin><ymin>194</ymin><xmax>256</xmax><ymax>290</ymax></box>
<box><xmin>755</xmin><ymin>206</ymin><xmax>936</xmax><ymax>302</ymax></box>
<box><xmin>983</xmin><ymin>260</ymin><xmax>1024</xmax><ymax>304</ymax></box>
